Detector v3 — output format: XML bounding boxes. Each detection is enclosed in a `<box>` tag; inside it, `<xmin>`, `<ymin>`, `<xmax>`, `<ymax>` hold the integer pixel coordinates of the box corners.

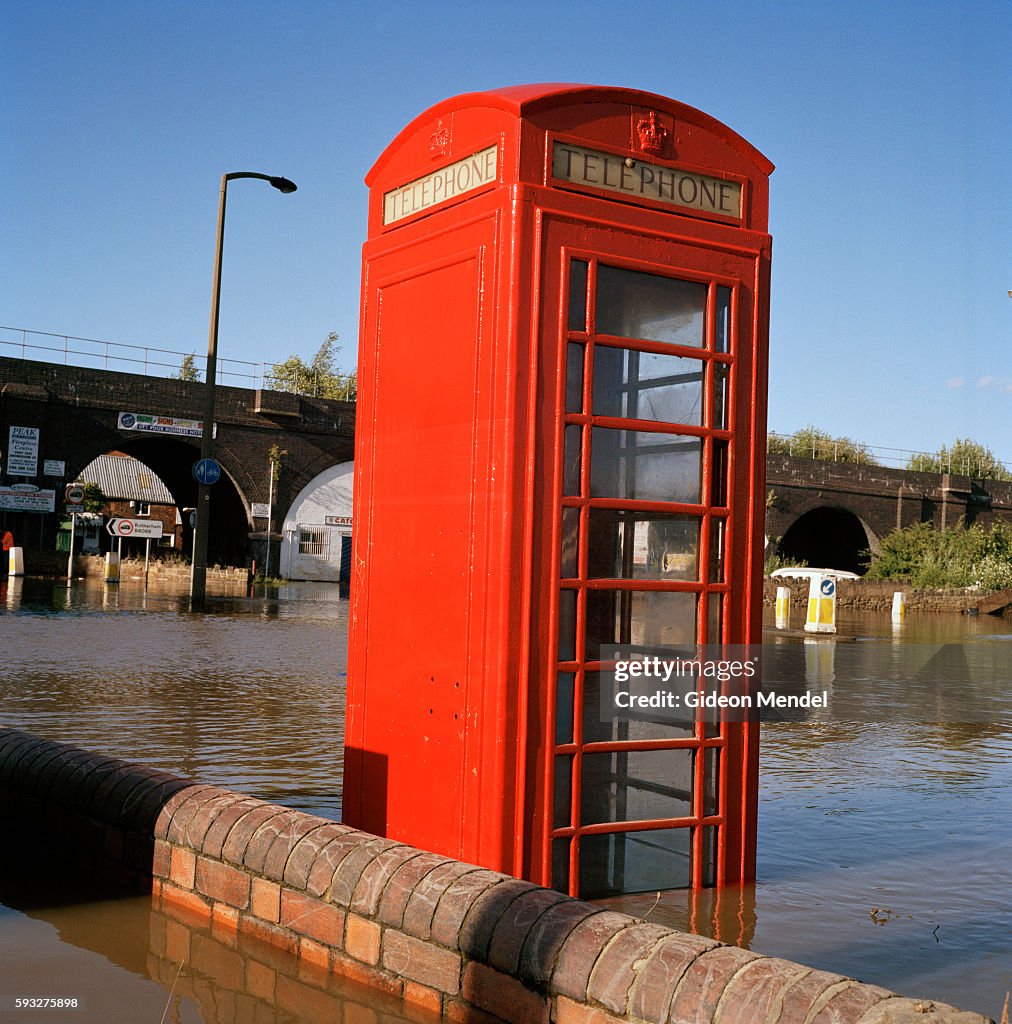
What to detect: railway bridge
<box><xmin>3</xmin><ymin>356</ymin><xmax>1009</xmax><ymax>574</ymax></box>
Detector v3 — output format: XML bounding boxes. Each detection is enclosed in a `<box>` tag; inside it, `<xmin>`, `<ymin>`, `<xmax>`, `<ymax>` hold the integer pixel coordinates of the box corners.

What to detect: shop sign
<box><xmin>0</xmin><ymin>485</ymin><xmax>55</xmax><ymax>512</ymax></box>
<box><xmin>7</xmin><ymin>426</ymin><xmax>40</xmax><ymax>476</ymax></box>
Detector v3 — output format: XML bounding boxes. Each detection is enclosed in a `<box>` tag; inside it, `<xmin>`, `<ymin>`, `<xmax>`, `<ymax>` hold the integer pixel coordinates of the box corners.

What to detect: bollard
<box><xmin>891</xmin><ymin>591</ymin><xmax>906</xmax><ymax>623</ymax></box>
<box><xmin>775</xmin><ymin>585</ymin><xmax>791</xmax><ymax>628</ymax></box>
<box><xmin>104</xmin><ymin>551</ymin><xmax>120</xmax><ymax>584</ymax></box>
<box><xmin>8</xmin><ymin>547</ymin><xmax>25</xmax><ymax>577</ymax></box>
<box><xmin>804</xmin><ymin>573</ymin><xmax>837</xmax><ymax>634</ymax></box>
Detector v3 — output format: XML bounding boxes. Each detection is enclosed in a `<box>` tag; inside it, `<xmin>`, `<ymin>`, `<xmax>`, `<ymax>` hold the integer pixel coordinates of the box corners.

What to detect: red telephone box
<box><xmin>344</xmin><ymin>84</ymin><xmax>773</xmax><ymax>897</ymax></box>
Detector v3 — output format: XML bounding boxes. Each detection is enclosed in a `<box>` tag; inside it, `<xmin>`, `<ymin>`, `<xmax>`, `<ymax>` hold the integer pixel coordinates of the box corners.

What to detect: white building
<box><xmin>280</xmin><ymin>460</ymin><xmax>354</xmax><ymax>582</ymax></box>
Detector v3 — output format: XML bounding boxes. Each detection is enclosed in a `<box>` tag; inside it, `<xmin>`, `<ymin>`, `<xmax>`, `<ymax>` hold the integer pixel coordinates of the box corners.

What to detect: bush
<box><xmin>764</xmin><ymin>549</ymin><xmax>807</xmax><ymax>576</ymax></box>
<box><xmin>974</xmin><ymin>555</ymin><xmax>1012</xmax><ymax>590</ymax></box>
<box><xmin>865</xmin><ymin>520</ymin><xmax>1012</xmax><ymax>589</ymax></box>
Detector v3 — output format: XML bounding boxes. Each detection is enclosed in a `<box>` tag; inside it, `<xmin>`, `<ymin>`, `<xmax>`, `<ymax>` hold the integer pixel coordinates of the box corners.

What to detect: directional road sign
<box><xmin>193</xmin><ymin>458</ymin><xmax>222</xmax><ymax>486</ymax></box>
<box><xmin>106</xmin><ymin>518</ymin><xmax>164</xmax><ymax>539</ymax></box>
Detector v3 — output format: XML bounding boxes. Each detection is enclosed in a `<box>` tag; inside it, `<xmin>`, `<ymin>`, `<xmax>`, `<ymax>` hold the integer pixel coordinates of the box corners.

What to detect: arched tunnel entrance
<box><xmin>777</xmin><ymin>506</ymin><xmax>875</xmax><ymax>575</ymax></box>
<box><xmin>79</xmin><ymin>437</ymin><xmax>251</xmax><ymax>568</ymax></box>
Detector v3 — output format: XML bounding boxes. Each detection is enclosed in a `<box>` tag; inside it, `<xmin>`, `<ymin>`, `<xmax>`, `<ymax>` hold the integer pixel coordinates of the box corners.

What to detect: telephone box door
<box><xmin>530</xmin><ymin>218</ymin><xmax>765</xmax><ymax>897</ymax></box>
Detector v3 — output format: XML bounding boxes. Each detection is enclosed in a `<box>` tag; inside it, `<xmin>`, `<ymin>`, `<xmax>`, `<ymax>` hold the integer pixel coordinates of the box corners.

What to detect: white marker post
<box><xmin>775</xmin><ymin>586</ymin><xmax>791</xmax><ymax>629</ymax></box>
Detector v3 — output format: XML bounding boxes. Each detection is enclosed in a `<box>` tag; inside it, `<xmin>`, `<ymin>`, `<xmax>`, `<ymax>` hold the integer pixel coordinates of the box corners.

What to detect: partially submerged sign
<box><xmin>106</xmin><ymin>518</ymin><xmax>163</xmax><ymax>539</ymax></box>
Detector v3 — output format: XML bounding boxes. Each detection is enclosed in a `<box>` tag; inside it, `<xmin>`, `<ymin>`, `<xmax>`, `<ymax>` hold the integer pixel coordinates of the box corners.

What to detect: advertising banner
<box><xmin>117</xmin><ymin>412</ymin><xmax>214</xmax><ymax>438</ymax></box>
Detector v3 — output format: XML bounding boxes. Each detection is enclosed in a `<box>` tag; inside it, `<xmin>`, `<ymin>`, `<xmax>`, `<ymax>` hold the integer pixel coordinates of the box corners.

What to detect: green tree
<box><xmin>906</xmin><ymin>438</ymin><xmax>1010</xmax><ymax>480</ymax></box>
<box><xmin>268</xmin><ymin>333</ymin><xmax>356</xmax><ymax>400</ymax></box>
<box><xmin>767</xmin><ymin>426</ymin><xmax>877</xmax><ymax>465</ymax></box>
<box><xmin>82</xmin><ymin>482</ymin><xmax>106</xmax><ymax>514</ymax></box>
<box><xmin>267</xmin><ymin>444</ymin><xmax>287</xmax><ymax>485</ymax></box>
<box><xmin>865</xmin><ymin>519</ymin><xmax>1012</xmax><ymax>589</ymax></box>
<box><xmin>170</xmin><ymin>353</ymin><xmax>201</xmax><ymax>381</ymax></box>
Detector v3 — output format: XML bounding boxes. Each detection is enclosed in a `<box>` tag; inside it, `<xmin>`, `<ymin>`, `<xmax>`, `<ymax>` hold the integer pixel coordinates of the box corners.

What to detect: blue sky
<box><xmin>2</xmin><ymin>1</ymin><xmax>1009</xmax><ymax>463</ymax></box>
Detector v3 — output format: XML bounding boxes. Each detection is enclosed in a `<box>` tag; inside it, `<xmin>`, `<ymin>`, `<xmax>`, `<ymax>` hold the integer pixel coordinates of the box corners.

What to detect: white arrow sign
<box><xmin>106</xmin><ymin>518</ymin><xmax>163</xmax><ymax>538</ymax></box>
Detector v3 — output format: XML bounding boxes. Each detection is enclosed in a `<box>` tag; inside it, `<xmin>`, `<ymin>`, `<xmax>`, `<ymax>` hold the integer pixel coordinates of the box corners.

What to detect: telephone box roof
<box><xmin>366</xmin><ymin>82</ymin><xmax>774</xmax><ymax>186</ymax></box>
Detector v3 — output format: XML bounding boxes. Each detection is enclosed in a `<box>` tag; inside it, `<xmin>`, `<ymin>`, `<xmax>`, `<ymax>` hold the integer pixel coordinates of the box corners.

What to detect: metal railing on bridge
<box><xmin>0</xmin><ymin>326</ymin><xmax>356</xmax><ymax>400</ymax></box>
<box><xmin>767</xmin><ymin>431</ymin><xmax>1011</xmax><ymax>480</ymax></box>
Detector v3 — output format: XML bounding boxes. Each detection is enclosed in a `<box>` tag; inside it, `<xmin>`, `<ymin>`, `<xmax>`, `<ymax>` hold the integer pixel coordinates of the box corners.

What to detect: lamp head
<box><xmin>269</xmin><ymin>176</ymin><xmax>298</xmax><ymax>194</ymax></box>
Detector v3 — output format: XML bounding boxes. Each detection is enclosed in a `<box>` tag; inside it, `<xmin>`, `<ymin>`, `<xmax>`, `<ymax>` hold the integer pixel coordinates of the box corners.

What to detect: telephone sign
<box><xmin>345</xmin><ymin>85</ymin><xmax>773</xmax><ymax>899</ymax></box>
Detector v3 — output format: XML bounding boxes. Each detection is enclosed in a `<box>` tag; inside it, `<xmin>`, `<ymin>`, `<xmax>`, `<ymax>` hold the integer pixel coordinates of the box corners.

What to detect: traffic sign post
<box><xmin>66</xmin><ymin>509</ymin><xmax>76</xmax><ymax>582</ymax></box>
<box><xmin>66</xmin><ymin>481</ymin><xmax>87</xmax><ymax>581</ymax></box>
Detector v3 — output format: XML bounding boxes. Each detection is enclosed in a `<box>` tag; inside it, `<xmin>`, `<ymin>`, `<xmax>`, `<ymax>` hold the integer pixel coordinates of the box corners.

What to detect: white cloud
<box><xmin>946</xmin><ymin>377</ymin><xmax>965</xmax><ymax>389</ymax></box>
<box><xmin>976</xmin><ymin>375</ymin><xmax>996</xmax><ymax>389</ymax></box>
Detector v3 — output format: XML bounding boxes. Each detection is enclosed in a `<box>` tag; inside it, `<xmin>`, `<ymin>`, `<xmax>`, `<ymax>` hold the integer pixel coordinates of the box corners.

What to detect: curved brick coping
<box><xmin>0</xmin><ymin>730</ymin><xmax>991</xmax><ymax>1024</ymax></box>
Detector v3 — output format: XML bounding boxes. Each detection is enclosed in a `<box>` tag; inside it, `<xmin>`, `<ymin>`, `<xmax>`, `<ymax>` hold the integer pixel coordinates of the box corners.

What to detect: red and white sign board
<box><xmin>106</xmin><ymin>518</ymin><xmax>163</xmax><ymax>538</ymax></box>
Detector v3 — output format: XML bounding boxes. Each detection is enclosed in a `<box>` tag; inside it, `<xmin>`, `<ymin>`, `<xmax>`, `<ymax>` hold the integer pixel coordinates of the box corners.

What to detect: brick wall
<box><xmin>0</xmin><ymin>730</ymin><xmax>991</xmax><ymax>1024</ymax></box>
<box><xmin>762</xmin><ymin>577</ymin><xmax>1001</xmax><ymax>615</ymax></box>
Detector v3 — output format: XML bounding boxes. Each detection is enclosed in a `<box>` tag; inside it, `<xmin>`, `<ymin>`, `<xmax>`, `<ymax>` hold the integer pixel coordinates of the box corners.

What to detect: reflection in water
<box><xmin>601</xmin><ymin>610</ymin><xmax>1012</xmax><ymax>1019</ymax></box>
<box><xmin>0</xmin><ymin>577</ymin><xmax>347</xmax><ymax>818</ymax></box>
<box><xmin>0</xmin><ymin>850</ymin><xmax>413</xmax><ymax>1024</ymax></box>
<box><xmin>0</xmin><ymin>583</ymin><xmax>1009</xmax><ymax>1018</ymax></box>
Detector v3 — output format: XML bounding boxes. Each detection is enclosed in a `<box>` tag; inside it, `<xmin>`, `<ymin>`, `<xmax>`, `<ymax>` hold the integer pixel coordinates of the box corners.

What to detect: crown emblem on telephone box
<box><xmin>636</xmin><ymin>111</ymin><xmax>668</xmax><ymax>155</ymax></box>
<box><xmin>429</xmin><ymin>121</ymin><xmax>450</xmax><ymax>158</ymax></box>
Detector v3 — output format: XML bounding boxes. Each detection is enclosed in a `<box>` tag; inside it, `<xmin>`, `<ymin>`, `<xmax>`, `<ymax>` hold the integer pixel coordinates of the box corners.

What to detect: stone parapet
<box><xmin>0</xmin><ymin>729</ymin><xmax>992</xmax><ymax>1024</ymax></box>
<box><xmin>762</xmin><ymin>577</ymin><xmax>1004</xmax><ymax>615</ymax></box>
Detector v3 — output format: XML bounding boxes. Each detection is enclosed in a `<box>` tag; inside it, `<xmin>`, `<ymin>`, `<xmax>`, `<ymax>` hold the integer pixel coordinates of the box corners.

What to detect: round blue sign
<box><xmin>820</xmin><ymin>578</ymin><xmax>836</xmax><ymax>597</ymax></box>
<box><xmin>193</xmin><ymin>457</ymin><xmax>222</xmax><ymax>486</ymax></box>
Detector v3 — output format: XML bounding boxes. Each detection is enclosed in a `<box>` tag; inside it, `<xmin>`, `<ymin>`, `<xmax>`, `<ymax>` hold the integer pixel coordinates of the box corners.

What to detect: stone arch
<box><xmin>279</xmin><ymin>460</ymin><xmax>354</xmax><ymax>582</ymax></box>
<box><xmin>73</xmin><ymin>435</ymin><xmax>252</xmax><ymax>568</ymax></box>
<box><xmin>777</xmin><ymin>506</ymin><xmax>878</xmax><ymax>575</ymax></box>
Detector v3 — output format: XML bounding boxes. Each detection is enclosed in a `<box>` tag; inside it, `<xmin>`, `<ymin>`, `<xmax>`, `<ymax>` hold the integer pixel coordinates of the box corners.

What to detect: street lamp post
<box><xmin>190</xmin><ymin>172</ymin><xmax>297</xmax><ymax>607</ymax></box>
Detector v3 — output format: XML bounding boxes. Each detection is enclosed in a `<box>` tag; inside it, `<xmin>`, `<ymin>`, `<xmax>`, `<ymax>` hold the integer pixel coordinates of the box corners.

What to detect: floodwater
<box><xmin>1</xmin><ymin>577</ymin><xmax>1010</xmax><ymax>1020</ymax></box>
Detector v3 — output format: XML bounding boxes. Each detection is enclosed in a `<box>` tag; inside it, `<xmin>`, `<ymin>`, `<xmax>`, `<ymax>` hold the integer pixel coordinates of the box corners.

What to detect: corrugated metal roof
<box><xmin>79</xmin><ymin>454</ymin><xmax>175</xmax><ymax>503</ymax></box>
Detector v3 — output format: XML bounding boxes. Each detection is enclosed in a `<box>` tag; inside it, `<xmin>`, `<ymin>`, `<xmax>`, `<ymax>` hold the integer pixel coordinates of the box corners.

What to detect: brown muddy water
<box><xmin>0</xmin><ymin>576</ymin><xmax>1009</xmax><ymax>1020</ymax></box>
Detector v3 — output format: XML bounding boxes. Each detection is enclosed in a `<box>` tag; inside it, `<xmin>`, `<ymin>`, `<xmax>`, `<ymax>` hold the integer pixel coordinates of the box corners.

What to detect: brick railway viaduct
<box><xmin>766</xmin><ymin>454</ymin><xmax>1012</xmax><ymax>573</ymax></box>
<box><xmin>3</xmin><ymin>356</ymin><xmax>1010</xmax><ymax>573</ymax></box>
<box><xmin>0</xmin><ymin>357</ymin><xmax>354</xmax><ymax>569</ymax></box>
